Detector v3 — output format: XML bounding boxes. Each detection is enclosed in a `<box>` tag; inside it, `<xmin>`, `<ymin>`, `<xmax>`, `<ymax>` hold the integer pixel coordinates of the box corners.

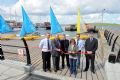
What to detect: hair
<box><xmin>63</xmin><ymin>34</ymin><xmax>66</xmax><ymax>36</ymax></box>
<box><xmin>76</xmin><ymin>33</ymin><xmax>80</xmax><ymax>36</ymax></box>
<box><xmin>70</xmin><ymin>39</ymin><xmax>76</xmax><ymax>45</ymax></box>
<box><xmin>47</xmin><ymin>33</ymin><xmax>51</xmax><ymax>35</ymax></box>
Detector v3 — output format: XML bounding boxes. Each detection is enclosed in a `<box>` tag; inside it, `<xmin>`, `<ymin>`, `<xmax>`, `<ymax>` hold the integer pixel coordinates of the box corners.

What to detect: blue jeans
<box><xmin>69</xmin><ymin>58</ymin><xmax>77</xmax><ymax>75</ymax></box>
<box><xmin>77</xmin><ymin>51</ymin><xmax>81</xmax><ymax>68</ymax></box>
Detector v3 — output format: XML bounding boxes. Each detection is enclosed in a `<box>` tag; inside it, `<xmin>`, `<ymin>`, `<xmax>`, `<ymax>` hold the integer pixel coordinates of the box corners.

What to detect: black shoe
<box><xmin>43</xmin><ymin>69</ymin><xmax>46</xmax><ymax>72</ymax></box>
<box><xmin>83</xmin><ymin>69</ymin><xmax>88</xmax><ymax>72</ymax></box>
<box><xmin>54</xmin><ymin>70</ymin><xmax>57</xmax><ymax>72</ymax></box>
<box><xmin>67</xmin><ymin>66</ymin><xmax>70</xmax><ymax>69</ymax></box>
<box><xmin>62</xmin><ymin>66</ymin><xmax>65</xmax><ymax>69</ymax></box>
<box><xmin>92</xmin><ymin>71</ymin><xmax>95</xmax><ymax>74</ymax></box>
<box><xmin>57</xmin><ymin>68</ymin><xmax>60</xmax><ymax>70</ymax></box>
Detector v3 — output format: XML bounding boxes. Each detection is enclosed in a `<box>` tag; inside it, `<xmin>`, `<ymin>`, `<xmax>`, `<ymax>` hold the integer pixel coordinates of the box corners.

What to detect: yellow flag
<box><xmin>77</xmin><ymin>9</ymin><xmax>81</xmax><ymax>34</ymax></box>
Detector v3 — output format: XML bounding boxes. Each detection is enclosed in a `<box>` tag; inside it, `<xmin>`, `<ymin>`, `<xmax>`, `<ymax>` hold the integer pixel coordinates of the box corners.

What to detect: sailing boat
<box><xmin>50</xmin><ymin>7</ymin><xmax>63</xmax><ymax>35</ymax></box>
<box><xmin>19</xmin><ymin>6</ymin><xmax>36</xmax><ymax>37</ymax></box>
<box><xmin>0</xmin><ymin>15</ymin><xmax>12</xmax><ymax>33</ymax></box>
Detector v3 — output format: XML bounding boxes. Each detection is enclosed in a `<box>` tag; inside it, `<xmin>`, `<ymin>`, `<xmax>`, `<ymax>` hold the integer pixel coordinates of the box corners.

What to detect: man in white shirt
<box><xmin>39</xmin><ymin>33</ymin><xmax>52</xmax><ymax>72</ymax></box>
<box><xmin>76</xmin><ymin>34</ymin><xmax>85</xmax><ymax>68</ymax></box>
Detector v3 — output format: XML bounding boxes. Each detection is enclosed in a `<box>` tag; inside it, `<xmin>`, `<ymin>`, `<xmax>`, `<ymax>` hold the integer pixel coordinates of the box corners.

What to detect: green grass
<box><xmin>88</xmin><ymin>23</ymin><xmax>120</xmax><ymax>27</ymax></box>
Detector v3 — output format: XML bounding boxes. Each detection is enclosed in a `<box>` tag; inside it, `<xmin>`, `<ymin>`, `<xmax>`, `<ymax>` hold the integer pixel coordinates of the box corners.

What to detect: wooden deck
<box><xmin>0</xmin><ymin>34</ymin><xmax>108</xmax><ymax>80</ymax></box>
<box><xmin>33</xmin><ymin>39</ymin><xmax>107</xmax><ymax>80</ymax></box>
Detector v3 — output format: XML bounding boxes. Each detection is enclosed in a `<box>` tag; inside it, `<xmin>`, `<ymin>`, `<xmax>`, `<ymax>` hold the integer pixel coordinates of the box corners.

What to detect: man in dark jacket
<box><xmin>84</xmin><ymin>32</ymin><xmax>98</xmax><ymax>73</ymax></box>
<box><xmin>51</xmin><ymin>34</ymin><xmax>61</xmax><ymax>72</ymax></box>
<box><xmin>60</xmin><ymin>34</ymin><xmax>69</xmax><ymax>69</ymax></box>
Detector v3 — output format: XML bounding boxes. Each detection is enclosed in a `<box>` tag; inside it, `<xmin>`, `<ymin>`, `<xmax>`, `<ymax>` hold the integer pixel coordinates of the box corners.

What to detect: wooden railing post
<box><xmin>116</xmin><ymin>49</ymin><xmax>120</xmax><ymax>63</ymax></box>
<box><xmin>109</xmin><ymin>33</ymin><xmax>114</xmax><ymax>46</ymax></box>
<box><xmin>106</xmin><ymin>31</ymin><xmax>110</xmax><ymax>40</ymax></box>
<box><xmin>107</xmin><ymin>32</ymin><xmax>112</xmax><ymax>43</ymax></box>
<box><xmin>111</xmin><ymin>36</ymin><xmax>119</xmax><ymax>52</ymax></box>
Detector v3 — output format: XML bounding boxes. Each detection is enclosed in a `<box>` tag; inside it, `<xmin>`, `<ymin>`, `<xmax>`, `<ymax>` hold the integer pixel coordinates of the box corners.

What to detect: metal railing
<box><xmin>104</xmin><ymin>30</ymin><xmax>120</xmax><ymax>62</ymax></box>
<box><xmin>0</xmin><ymin>38</ymin><xmax>31</xmax><ymax>66</ymax></box>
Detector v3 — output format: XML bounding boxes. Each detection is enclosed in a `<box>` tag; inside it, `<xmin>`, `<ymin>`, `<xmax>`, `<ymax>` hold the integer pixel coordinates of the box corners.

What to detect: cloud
<box><xmin>0</xmin><ymin>0</ymin><xmax>120</xmax><ymax>24</ymax></box>
<box><xmin>3</xmin><ymin>0</ymin><xmax>120</xmax><ymax>15</ymax></box>
<box><xmin>117</xmin><ymin>17</ymin><xmax>120</xmax><ymax>21</ymax></box>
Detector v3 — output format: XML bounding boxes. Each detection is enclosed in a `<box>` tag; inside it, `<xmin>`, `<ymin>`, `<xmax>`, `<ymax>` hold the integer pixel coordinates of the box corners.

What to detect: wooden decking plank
<box><xmin>80</xmin><ymin>55</ymin><xmax>86</xmax><ymax>79</ymax></box>
<box><xmin>86</xmin><ymin>70</ymin><xmax>93</xmax><ymax>80</ymax></box>
<box><xmin>95</xmin><ymin>60</ymin><xmax>104</xmax><ymax>80</ymax></box>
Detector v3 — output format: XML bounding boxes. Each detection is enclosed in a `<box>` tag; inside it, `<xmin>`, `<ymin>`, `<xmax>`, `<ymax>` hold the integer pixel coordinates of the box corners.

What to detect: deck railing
<box><xmin>0</xmin><ymin>38</ymin><xmax>31</xmax><ymax>66</ymax></box>
<box><xmin>104</xmin><ymin>30</ymin><xmax>120</xmax><ymax>62</ymax></box>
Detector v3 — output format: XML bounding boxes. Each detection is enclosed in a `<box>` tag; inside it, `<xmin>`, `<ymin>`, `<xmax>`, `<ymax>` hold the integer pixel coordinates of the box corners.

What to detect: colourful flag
<box><xmin>19</xmin><ymin>6</ymin><xmax>36</xmax><ymax>37</ymax></box>
<box><xmin>0</xmin><ymin>15</ymin><xmax>12</xmax><ymax>33</ymax></box>
<box><xmin>77</xmin><ymin>9</ymin><xmax>81</xmax><ymax>34</ymax></box>
<box><xmin>50</xmin><ymin>7</ymin><xmax>63</xmax><ymax>34</ymax></box>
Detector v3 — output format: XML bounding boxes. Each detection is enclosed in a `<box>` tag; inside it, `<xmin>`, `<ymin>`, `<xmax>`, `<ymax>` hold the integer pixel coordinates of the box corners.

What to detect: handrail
<box><xmin>0</xmin><ymin>38</ymin><xmax>31</xmax><ymax>65</ymax></box>
<box><xmin>1</xmin><ymin>44</ymin><xmax>25</xmax><ymax>48</ymax></box>
<box><xmin>0</xmin><ymin>44</ymin><xmax>5</xmax><ymax>60</ymax></box>
<box><xmin>21</xmin><ymin>38</ymin><xmax>31</xmax><ymax>65</ymax></box>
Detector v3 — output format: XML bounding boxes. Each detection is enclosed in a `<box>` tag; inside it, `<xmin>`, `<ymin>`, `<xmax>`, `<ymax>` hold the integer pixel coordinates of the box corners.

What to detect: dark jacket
<box><xmin>85</xmin><ymin>37</ymin><xmax>98</xmax><ymax>54</ymax></box>
<box><xmin>51</xmin><ymin>39</ymin><xmax>61</xmax><ymax>57</ymax></box>
<box><xmin>60</xmin><ymin>39</ymin><xmax>69</xmax><ymax>52</ymax></box>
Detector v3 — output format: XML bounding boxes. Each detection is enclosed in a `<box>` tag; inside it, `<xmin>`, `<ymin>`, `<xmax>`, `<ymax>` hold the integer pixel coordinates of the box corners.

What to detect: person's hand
<box><xmin>65</xmin><ymin>52</ymin><xmax>68</xmax><ymax>54</ymax></box>
<box><xmin>55</xmin><ymin>49</ymin><xmax>60</xmax><ymax>51</ymax></box>
<box><xmin>71</xmin><ymin>52</ymin><xmax>75</xmax><ymax>54</ymax></box>
<box><xmin>68</xmin><ymin>51</ymin><xmax>71</xmax><ymax>53</ymax></box>
<box><xmin>87</xmin><ymin>51</ymin><xmax>92</xmax><ymax>54</ymax></box>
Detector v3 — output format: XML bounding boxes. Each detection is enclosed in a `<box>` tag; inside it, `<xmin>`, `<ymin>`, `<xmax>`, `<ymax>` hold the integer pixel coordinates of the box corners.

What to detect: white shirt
<box><xmin>76</xmin><ymin>39</ymin><xmax>85</xmax><ymax>51</ymax></box>
<box><xmin>39</xmin><ymin>38</ymin><xmax>52</xmax><ymax>52</ymax></box>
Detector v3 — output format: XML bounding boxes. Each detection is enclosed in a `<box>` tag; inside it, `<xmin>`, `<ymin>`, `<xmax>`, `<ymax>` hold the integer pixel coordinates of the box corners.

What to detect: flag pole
<box><xmin>77</xmin><ymin>9</ymin><xmax>81</xmax><ymax>34</ymax></box>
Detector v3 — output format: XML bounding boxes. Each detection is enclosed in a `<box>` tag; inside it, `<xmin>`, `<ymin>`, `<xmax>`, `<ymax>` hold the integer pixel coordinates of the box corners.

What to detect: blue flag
<box><xmin>20</xmin><ymin>6</ymin><xmax>36</xmax><ymax>37</ymax></box>
<box><xmin>50</xmin><ymin>7</ymin><xmax>63</xmax><ymax>34</ymax></box>
<box><xmin>0</xmin><ymin>15</ymin><xmax>12</xmax><ymax>33</ymax></box>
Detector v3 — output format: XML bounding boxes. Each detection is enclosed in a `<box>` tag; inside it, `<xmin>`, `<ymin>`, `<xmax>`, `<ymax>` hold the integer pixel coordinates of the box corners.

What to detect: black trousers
<box><xmin>52</xmin><ymin>56</ymin><xmax>60</xmax><ymax>70</ymax></box>
<box><xmin>61</xmin><ymin>54</ymin><xmax>69</xmax><ymax>68</ymax></box>
<box><xmin>85</xmin><ymin>54</ymin><xmax>95</xmax><ymax>71</ymax></box>
<box><xmin>42</xmin><ymin>51</ymin><xmax>51</xmax><ymax>70</ymax></box>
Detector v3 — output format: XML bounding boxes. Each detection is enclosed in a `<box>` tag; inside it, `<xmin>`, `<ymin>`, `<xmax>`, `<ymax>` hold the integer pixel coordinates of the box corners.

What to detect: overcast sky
<box><xmin>0</xmin><ymin>0</ymin><xmax>120</xmax><ymax>24</ymax></box>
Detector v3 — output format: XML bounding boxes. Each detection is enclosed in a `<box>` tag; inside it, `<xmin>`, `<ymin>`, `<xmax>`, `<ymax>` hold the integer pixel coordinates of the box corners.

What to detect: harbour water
<box><xmin>11</xmin><ymin>26</ymin><xmax>120</xmax><ymax>36</ymax></box>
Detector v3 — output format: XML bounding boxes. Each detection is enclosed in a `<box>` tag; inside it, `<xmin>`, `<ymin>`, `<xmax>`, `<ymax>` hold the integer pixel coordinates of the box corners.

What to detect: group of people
<box><xmin>39</xmin><ymin>32</ymin><xmax>98</xmax><ymax>77</ymax></box>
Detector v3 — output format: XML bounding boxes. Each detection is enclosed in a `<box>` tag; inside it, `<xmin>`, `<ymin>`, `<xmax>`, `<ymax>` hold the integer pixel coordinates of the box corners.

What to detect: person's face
<box><xmin>62</xmin><ymin>35</ymin><xmax>66</xmax><ymax>40</ymax></box>
<box><xmin>47</xmin><ymin>34</ymin><xmax>50</xmax><ymax>39</ymax></box>
<box><xmin>71</xmin><ymin>40</ymin><xmax>75</xmax><ymax>45</ymax></box>
<box><xmin>76</xmin><ymin>35</ymin><xmax>80</xmax><ymax>39</ymax></box>
<box><xmin>55</xmin><ymin>34</ymin><xmax>59</xmax><ymax>39</ymax></box>
<box><xmin>89</xmin><ymin>34</ymin><xmax>93</xmax><ymax>37</ymax></box>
